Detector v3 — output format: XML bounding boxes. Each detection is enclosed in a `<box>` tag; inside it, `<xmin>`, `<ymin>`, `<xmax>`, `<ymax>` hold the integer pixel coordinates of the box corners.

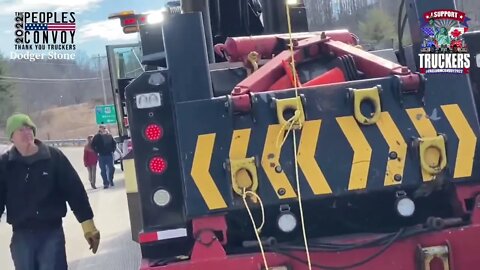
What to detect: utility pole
<box><xmin>99</xmin><ymin>54</ymin><xmax>107</xmax><ymax>105</ymax></box>
<box><xmin>93</xmin><ymin>54</ymin><xmax>108</xmax><ymax>105</ymax></box>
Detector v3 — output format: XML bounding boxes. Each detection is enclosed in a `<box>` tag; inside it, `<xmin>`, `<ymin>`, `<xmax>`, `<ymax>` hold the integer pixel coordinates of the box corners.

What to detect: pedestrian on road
<box><xmin>91</xmin><ymin>125</ymin><xmax>117</xmax><ymax>189</ymax></box>
<box><xmin>84</xmin><ymin>135</ymin><xmax>98</xmax><ymax>189</ymax></box>
<box><xmin>0</xmin><ymin>113</ymin><xmax>101</xmax><ymax>270</ymax></box>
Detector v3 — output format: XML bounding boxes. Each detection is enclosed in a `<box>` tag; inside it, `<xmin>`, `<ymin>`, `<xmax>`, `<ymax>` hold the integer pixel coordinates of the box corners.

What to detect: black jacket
<box><xmin>0</xmin><ymin>141</ymin><xmax>94</xmax><ymax>231</ymax></box>
<box><xmin>91</xmin><ymin>133</ymin><xmax>116</xmax><ymax>156</ymax></box>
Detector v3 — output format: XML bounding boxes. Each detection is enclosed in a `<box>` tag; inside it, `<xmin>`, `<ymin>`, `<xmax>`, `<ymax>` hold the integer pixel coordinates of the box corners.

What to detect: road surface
<box><xmin>0</xmin><ymin>146</ymin><xmax>141</xmax><ymax>270</ymax></box>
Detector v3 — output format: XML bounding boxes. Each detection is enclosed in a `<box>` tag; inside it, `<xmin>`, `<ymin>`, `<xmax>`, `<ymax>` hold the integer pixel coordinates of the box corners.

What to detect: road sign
<box><xmin>95</xmin><ymin>104</ymin><xmax>117</xmax><ymax>125</ymax></box>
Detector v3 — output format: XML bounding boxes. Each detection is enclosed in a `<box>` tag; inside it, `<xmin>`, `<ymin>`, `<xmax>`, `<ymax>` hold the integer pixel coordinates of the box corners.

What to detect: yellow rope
<box><xmin>280</xmin><ymin>2</ymin><xmax>313</xmax><ymax>270</ymax></box>
<box><xmin>242</xmin><ymin>3</ymin><xmax>311</xmax><ymax>270</ymax></box>
<box><xmin>286</xmin><ymin>5</ymin><xmax>299</xmax><ymax>97</ymax></box>
<box><xmin>275</xmin><ymin>112</ymin><xmax>299</xmax><ymax>149</ymax></box>
<box><xmin>242</xmin><ymin>188</ymin><xmax>268</xmax><ymax>269</ymax></box>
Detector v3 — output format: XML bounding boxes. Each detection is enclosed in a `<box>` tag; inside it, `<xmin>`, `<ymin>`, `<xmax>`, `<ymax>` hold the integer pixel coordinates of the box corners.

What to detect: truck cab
<box><xmin>105</xmin><ymin>43</ymin><xmax>144</xmax><ymax>169</ymax></box>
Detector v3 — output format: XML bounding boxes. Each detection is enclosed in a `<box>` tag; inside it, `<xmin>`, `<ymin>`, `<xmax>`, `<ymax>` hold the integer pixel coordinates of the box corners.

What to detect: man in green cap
<box><xmin>0</xmin><ymin>113</ymin><xmax>100</xmax><ymax>270</ymax></box>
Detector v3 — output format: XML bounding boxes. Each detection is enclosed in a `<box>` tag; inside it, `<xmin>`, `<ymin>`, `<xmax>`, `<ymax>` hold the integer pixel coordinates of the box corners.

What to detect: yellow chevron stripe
<box><xmin>406</xmin><ymin>108</ymin><xmax>437</xmax><ymax>137</ymax></box>
<box><xmin>229</xmin><ymin>129</ymin><xmax>251</xmax><ymax>159</ymax></box>
<box><xmin>261</xmin><ymin>124</ymin><xmax>297</xmax><ymax>199</ymax></box>
<box><xmin>441</xmin><ymin>104</ymin><xmax>477</xmax><ymax>178</ymax></box>
<box><xmin>191</xmin><ymin>133</ymin><xmax>227</xmax><ymax>210</ymax></box>
<box><xmin>406</xmin><ymin>108</ymin><xmax>437</xmax><ymax>181</ymax></box>
<box><xmin>376</xmin><ymin>112</ymin><xmax>407</xmax><ymax>186</ymax></box>
<box><xmin>336</xmin><ymin>116</ymin><xmax>372</xmax><ymax>190</ymax></box>
<box><xmin>297</xmin><ymin>120</ymin><xmax>332</xmax><ymax>195</ymax></box>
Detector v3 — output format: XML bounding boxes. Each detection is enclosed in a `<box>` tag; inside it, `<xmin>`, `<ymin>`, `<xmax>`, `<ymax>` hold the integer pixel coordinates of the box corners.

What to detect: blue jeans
<box><xmin>98</xmin><ymin>154</ymin><xmax>115</xmax><ymax>186</ymax></box>
<box><xmin>10</xmin><ymin>227</ymin><xmax>67</xmax><ymax>270</ymax></box>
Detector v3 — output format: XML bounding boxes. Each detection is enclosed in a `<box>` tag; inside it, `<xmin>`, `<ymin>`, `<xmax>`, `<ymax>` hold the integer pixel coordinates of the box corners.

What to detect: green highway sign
<box><xmin>95</xmin><ymin>104</ymin><xmax>117</xmax><ymax>125</ymax></box>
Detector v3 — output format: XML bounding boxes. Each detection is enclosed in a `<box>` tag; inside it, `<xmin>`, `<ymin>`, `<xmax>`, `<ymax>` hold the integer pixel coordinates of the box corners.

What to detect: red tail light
<box><xmin>123</xmin><ymin>17</ymin><xmax>137</xmax><ymax>25</ymax></box>
<box><xmin>149</xmin><ymin>156</ymin><xmax>168</xmax><ymax>174</ymax></box>
<box><xmin>145</xmin><ymin>124</ymin><xmax>163</xmax><ymax>141</ymax></box>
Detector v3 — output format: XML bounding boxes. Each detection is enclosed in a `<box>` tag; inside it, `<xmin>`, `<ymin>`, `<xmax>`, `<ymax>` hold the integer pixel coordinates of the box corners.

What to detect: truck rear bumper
<box><xmin>141</xmin><ymin>221</ymin><xmax>480</xmax><ymax>270</ymax></box>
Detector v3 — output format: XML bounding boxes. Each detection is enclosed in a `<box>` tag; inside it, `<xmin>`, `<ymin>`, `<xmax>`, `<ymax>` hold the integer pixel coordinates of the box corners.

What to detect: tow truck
<box><xmin>110</xmin><ymin>0</ymin><xmax>480</xmax><ymax>269</ymax></box>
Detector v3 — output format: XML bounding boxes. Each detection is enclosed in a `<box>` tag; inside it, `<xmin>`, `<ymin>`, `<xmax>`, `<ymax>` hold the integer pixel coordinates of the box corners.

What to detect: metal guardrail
<box><xmin>41</xmin><ymin>139</ymin><xmax>88</xmax><ymax>147</ymax></box>
<box><xmin>0</xmin><ymin>137</ymin><xmax>87</xmax><ymax>147</ymax></box>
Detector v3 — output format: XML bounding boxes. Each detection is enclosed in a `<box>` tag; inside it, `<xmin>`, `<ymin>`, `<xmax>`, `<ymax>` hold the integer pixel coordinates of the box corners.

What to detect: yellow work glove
<box><xmin>81</xmin><ymin>219</ymin><xmax>100</xmax><ymax>254</ymax></box>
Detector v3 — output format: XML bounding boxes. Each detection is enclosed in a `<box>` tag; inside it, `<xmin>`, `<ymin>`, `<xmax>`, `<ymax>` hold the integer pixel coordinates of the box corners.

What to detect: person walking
<box><xmin>91</xmin><ymin>125</ymin><xmax>116</xmax><ymax>189</ymax></box>
<box><xmin>0</xmin><ymin>113</ymin><xmax>100</xmax><ymax>270</ymax></box>
<box><xmin>84</xmin><ymin>135</ymin><xmax>98</xmax><ymax>189</ymax></box>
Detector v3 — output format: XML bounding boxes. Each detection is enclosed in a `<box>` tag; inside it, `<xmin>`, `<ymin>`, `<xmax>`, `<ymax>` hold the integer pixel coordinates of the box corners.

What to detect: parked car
<box><xmin>113</xmin><ymin>136</ymin><xmax>132</xmax><ymax>171</ymax></box>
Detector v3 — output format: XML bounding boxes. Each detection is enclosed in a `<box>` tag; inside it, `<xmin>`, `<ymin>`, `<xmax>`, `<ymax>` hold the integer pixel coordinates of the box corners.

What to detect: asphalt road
<box><xmin>0</xmin><ymin>146</ymin><xmax>142</xmax><ymax>270</ymax></box>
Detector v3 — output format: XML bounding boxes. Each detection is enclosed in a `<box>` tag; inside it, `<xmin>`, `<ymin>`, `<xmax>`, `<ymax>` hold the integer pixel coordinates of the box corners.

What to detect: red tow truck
<box><xmin>111</xmin><ymin>0</ymin><xmax>480</xmax><ymax>269</ymax></box>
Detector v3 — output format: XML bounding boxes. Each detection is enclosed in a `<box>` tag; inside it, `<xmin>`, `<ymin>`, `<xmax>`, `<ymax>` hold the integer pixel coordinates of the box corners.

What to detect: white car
<box><xmin>113</xmin><ymin>137</ymin><xmax>132</xmax><ymax>171</ymax></box>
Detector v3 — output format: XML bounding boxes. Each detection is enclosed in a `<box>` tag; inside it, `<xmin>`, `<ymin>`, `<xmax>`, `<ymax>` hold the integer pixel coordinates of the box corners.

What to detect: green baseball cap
<box><xmin>5</xmin><ymin>113</ymin><xmax>37</xmax><ymax>139</ymax></box>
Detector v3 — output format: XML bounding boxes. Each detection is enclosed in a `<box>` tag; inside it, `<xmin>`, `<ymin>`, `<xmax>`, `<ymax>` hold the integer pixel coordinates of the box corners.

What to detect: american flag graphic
<box><xmin>25</xmin><ymin>23</ymin><xmax>76</xmax><ymax>31</ymax></box>
<box><xmin>421</xmin><ymin>26</ymin><xmax>435</xmax><ymax>37</ymax></box>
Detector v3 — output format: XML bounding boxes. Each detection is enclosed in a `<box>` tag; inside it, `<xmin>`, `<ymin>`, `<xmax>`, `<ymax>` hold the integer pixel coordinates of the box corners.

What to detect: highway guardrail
<box><xmin>0</xmin><ymin>137</ymin><xmax>87</xmax><ymax>147</ymax></box>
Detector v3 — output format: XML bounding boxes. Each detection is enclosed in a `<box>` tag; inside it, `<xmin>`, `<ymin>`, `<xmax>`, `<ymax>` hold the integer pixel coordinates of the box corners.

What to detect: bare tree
<box><xmin>5</xmin><ymin>49</ymin><xmax>109</xmax><ymax>113</ymax></box>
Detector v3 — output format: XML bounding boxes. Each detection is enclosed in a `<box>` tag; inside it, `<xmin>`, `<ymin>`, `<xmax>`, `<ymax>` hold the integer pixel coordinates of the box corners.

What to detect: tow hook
<box><xmin>417</xmin><ymin>243</ymin><xmax>451</xmax><ymax>270</ymax></box>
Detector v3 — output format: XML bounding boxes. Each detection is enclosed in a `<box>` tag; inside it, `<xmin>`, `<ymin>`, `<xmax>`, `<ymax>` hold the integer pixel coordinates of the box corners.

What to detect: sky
<box><xmin>0</xmin><ymin>0</ymin><xmax>170</xmax><ymax>58</ymax></box>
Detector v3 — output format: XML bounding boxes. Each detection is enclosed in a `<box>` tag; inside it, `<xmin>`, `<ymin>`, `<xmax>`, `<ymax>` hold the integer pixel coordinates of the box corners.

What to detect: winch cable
<box><xmin>269</xmin><ymin>228</ymin><xmax>405</xmax><ymax>270</ymax></box>
<box><xmin>278</xmin><ymin>231</ymin><xmax>398</xmax><ymax>252</ymax></box>
<box><xmin>268</xmin><ymin>224</ymin><xmax>432</xmax><ymax>269</ymax></box>
<box><xmin>242</xmin><ymin>187</ymin><xmax>269</xmax><ymax>269</ymax></box>
<box><xmin>274</xmin><ymin>2</ymin><xmax>313</xmax><ymax>270</ymax></box>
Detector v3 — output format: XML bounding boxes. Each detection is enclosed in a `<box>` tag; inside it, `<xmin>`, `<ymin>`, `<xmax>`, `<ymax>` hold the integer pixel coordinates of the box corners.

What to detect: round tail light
<box><xmin>145</xmin><ymin>124</ymin><xmax>163</xmax><ymax>141</ymax></box>
<box><xmin>153</xmin><ymin>189</ymin><xmax>171</xmax><ymax>207</ymax></box>
<box><xmin>149</xmin><ymin>156</ymin><xmax>168</xmax><ymax>174</ymax></box>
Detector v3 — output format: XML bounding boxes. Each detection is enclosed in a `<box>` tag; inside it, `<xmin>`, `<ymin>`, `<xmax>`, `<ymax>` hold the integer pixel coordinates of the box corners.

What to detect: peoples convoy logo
<box><xmin>12</xmin><ymin>11</ymin><xmax>76</xmax><ymax>61</ymax></box>
<box><xmin>418</xmin><ymin>9</ymin><xmax>471</xmax><ymax>74</ymax></box>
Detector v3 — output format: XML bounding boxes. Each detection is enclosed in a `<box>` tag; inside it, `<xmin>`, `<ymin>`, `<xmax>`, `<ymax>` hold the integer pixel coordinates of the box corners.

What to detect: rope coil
<box><xmin>242</xmin><ymin>187</ymin><xmax>268</xmax><ymax>269</ymax></box>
